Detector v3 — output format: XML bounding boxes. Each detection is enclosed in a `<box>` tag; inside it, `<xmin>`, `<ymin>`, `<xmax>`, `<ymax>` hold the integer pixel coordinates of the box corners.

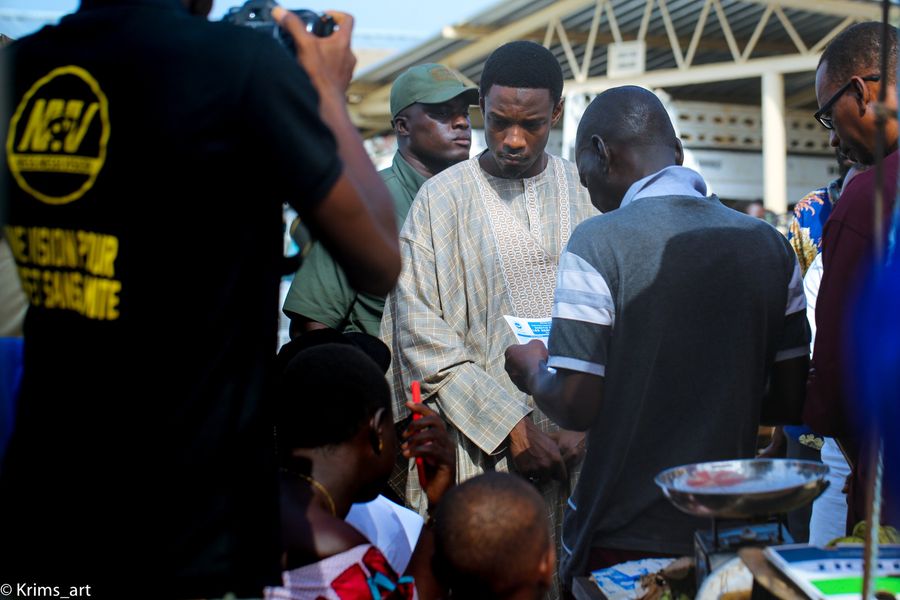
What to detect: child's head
<box><xmin>433</xmin><ymin>472</ymin><xmax>555</xmax><ymax>600</ymax></box>
<box><xmin>276</xmin><ymin>342</ymin><xmax>396</xmax><ymax>501</ymax></box>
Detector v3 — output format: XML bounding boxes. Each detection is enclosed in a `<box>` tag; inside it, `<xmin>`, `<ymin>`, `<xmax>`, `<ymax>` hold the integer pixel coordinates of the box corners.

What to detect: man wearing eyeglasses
<box><xmin>804</xmin><ymin>21</ymin><xmax>899</xmax><ymax>533</ymax></box>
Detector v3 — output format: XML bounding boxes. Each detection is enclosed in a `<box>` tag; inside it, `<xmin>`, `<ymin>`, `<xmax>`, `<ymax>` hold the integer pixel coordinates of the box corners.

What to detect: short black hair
<box><xmin>480</xmin><ymin>41</ymin><xmax>564</xmax><ymax>104</ymax></box>
<box><xmin>433</xmin><ymin>472</ymin><xmax>550</xmax><ymax>599</ymax></box>
<box><xmin>276</xmin><ymin>343</ymin><xmax>390</xmax><ymax>454</ymax></box>
<box><xmin>577</xmin><ymin>85</ymin><xmax>677</xmax><ymax>149</ymax></box>
<box><xmin>820</xmin><ymin>21</ymin><xmax>898</xmax><ymax>85</ymax></box>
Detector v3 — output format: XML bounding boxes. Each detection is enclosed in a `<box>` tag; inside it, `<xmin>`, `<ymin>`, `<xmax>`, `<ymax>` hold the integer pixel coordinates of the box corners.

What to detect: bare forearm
<box><xmin>274</xmin><ymin>8</ymin><xmax>399</xmax><ymax>294</ymax></box>
<box><xmin>314</xmin><ymin>89</ymin><xmax>399</xmax><ymax>294</ymax></box>
<box><xmin>316</xmin><ymin>87</ymin><xmax>394</xmax><ymax>229</ymax></box>
<box><xmin>530</xmin><ymin>365</ymin><xmax>602</xmax><ymax>431</ymax></box>
<box><xmin>308</xmin><ymin>176</ymin><xmax>399</xmax><ymax>295</ymax></box>
<box><xmin>505</xmin><ymin>342</ymin><xmax>603</xmax><ymax>430</ymax></box>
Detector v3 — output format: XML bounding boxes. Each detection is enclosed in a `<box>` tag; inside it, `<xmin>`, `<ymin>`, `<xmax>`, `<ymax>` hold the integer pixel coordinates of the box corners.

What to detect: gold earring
<box><xmin>377</xmin><ymin>436</ymin><xmax>384</xmax><ymax>454</ymax></box>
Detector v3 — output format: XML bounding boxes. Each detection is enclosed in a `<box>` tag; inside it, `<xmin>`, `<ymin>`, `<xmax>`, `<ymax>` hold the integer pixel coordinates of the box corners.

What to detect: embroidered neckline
<box><xmin>467</xmin><ymin>155</ymin><xmax>573</xmax><ymax>318</ymax></box>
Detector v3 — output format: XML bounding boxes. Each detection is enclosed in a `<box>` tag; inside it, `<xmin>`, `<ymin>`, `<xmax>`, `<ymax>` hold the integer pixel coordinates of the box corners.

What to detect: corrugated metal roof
<box><xmin>348</xmin><ymin>0</ymin><xmax>882</xmax><ymax>134</ymax></box>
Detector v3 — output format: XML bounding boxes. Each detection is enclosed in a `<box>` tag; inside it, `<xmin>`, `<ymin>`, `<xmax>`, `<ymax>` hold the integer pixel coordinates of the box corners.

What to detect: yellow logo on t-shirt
<box><xmin>6</xmin><ymin>65</ymin><xmax>110</xmax><ymax>205</ymax></box>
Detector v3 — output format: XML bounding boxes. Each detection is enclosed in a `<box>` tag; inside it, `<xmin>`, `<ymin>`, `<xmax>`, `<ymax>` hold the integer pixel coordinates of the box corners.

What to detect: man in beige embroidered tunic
<box><xmin>380</xmin><ymin>41</ymin><xmax>596</xmax><ymax>596</ymax></box>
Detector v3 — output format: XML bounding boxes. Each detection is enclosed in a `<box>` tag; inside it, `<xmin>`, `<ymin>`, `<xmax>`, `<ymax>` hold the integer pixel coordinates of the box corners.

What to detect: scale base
<box><xmin>694</xmin><ymin>520</ymin><xmax>793</xmax><ymax>586</ymax></box>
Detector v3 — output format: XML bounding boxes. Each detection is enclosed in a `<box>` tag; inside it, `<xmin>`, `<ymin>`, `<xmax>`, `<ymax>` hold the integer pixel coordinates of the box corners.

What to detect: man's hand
<box><xmin>757</xmin><ymin>426</ymin><xmax>787</xmax><ymax>459</ymax></box>
<box><xmin>273</xmin><ymin>8</ymin><xmax>357</xmax><ymax>94</ymax></box>
<box><xmin>508</xmin><ymin>416</ymin><xmax>567</xmax><ymax>483</ymax></box>
<box><xmin>504</xmin><ymin>340</ymin><xmax>549</xmax><ymax>394</ymax></box>
<box><xmin>402</xmin><ymin>401</ymin><xmax>456</xmax><ymax>507</ymax></box>
<box><xmin>549</xmin><ymin>429</ymin><xmax>586</xmax><ymax>470</ymax></box>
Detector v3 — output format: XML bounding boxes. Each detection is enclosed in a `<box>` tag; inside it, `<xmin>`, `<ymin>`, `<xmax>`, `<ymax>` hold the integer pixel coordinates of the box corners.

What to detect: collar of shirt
<box><xmin>391</xmin><ymin>152</ymin><xmax>429</xmax><ymax>199</ymax></box>
<box><xmin>619</xmin><ymin>165</ymin><xmax>708</xmax><ymax>209</ymax></box>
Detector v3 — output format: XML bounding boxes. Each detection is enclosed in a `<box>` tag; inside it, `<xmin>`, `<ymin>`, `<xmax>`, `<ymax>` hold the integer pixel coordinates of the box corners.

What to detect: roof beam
<box><xmin>351</xmin><ymin>52</ymin><xmax>821</xmax><ymax>127</ymax></box>
<box><xmin>785</xmin><ymin>85</ymin><xmax>819</xmax><ymax>108</ymax></box>
<box><xmin>349</xmin><ymin>29</ymin><xmax>803</xmax><ymax>121</ymax></box>
<box><xmin>580</xmin><ymin>1</ymin><xmax>605</xmax><ymax>79</ymax></box>
<box><xmin>657</xmin><ymin>0</ymin><xmax>686</xmax><ymax>69</ymax></box>
<box><xmin>432</xmin><ymin>27</ymin><xmax>800</xmax><ymax>55</ymax></box>
<box><xmin>742</xmin><ymin>4</ymin><xmax>773</xmax><ymax>62</ymax></box>
<box><xmin>739</xmin><ymin>0</ymin><xmax>880</xmax><ymax>20</ymax></box>
<box><xmin>352</xmin><ymin>0</ymin><xmax>595</xmax><ymax>120</ymax></box>
<box><xmin>441</xmin><ymin>0</ymin><xmax>596</xmax><ymax>70</ymax></box>
<box><xmin>684</xmin><ymin>0</ymin><xmax>713</xmax><ymax>68</ymax></box>
<box><xmin>712</xmin><ymin>0</ymin><xmax>741</xmax><ymax>62</ymax></box>
<box><xmin>349</xmin><ymin>0</ymin><xmax>880</xmax><ymax>134</ymax></box>
<box><xmin>566</xmin><ymin>52</ymin><xmax>820</xmax><ymax>94</ymax></box>
<box><xmin>811</xmin><ymin>15</ymin><xmax>856</xmax><ymax>54</ymax></box>
<box><xmin>774</xmin><ymin>5</ymin><xmax>808</xmax><ymax>54</ymax></box>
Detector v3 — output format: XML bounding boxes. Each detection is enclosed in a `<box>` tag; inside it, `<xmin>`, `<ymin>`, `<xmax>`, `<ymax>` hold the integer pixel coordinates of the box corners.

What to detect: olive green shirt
<box><xmin>282</xmin><ymin>152</ymin><xmax>428</xmax><ymax>335</ymax></box>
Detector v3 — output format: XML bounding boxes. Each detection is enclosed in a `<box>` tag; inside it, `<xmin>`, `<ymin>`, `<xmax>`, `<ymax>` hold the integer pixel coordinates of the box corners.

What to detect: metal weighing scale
<box><xmin>655</xmin><ymin>459</ymin><xmax>830</xmax><ymax>586</ymax></box>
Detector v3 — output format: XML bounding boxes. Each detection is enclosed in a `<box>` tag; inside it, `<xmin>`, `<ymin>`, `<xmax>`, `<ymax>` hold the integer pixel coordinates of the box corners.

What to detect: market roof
<box><xmin>347</xmin><ymin>0</ymin><xmax>884</xmax><ymax>135</ymax></box>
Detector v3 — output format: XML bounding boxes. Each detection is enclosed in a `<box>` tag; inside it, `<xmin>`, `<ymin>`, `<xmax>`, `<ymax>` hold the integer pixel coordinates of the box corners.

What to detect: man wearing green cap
<box><xmin>283</xmin><ymin>63</ymin><xmax>478</xmax><ymax>337</ymax></box>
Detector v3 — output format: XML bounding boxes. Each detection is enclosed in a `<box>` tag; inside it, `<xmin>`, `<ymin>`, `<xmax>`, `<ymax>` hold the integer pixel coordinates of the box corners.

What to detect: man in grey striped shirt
<box><xmin>505</xmin><ymin>86</ymin><xmax>809</xmax><ymax>590</ymax></box>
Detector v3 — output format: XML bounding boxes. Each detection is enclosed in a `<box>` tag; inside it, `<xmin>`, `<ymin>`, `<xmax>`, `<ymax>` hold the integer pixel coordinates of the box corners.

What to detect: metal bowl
<box><xmin>654</xmin><ymin>459</ymin><xmax>830</xmax><ymax>519</ymax></box>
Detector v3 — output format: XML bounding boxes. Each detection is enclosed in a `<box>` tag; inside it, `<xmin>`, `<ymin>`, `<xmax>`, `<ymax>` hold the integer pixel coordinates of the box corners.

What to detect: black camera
<box><xmin>222</xmin><ymin>0</ymin><xmax>338</xmax><ymax>52</ymax></box>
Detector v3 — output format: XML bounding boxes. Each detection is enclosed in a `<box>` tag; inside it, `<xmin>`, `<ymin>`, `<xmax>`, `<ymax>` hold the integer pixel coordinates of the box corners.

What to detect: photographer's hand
<box><xmin>272</xmin><ymin>7</ymin><xmax>356</xmax><ymax>95</ymax></box>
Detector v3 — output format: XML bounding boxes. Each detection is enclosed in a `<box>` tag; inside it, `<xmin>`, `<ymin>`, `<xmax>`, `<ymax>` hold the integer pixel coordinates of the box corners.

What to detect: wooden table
<box><xmin>571</xmin><ymin>548</ymin><xmax>811</xmax><ymax>600</ymax></box>
<box><xmin>739</xmin><ymin>547</ymin><xmax>809</xmax><ymax>600</ymax></box>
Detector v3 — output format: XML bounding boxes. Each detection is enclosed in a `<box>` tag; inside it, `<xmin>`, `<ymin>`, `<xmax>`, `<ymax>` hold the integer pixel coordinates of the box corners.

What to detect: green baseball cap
<box><xmin>390</xmin><ymin>63</ymin><xmax>479</xmax><ymax>118</ymax></box>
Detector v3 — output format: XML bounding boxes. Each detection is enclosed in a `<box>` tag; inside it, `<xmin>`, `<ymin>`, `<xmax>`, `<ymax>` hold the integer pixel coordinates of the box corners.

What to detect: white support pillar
<box><xmin>761</xmin><ymin>71</ymin><xmax>787</xmax><ymax>214</ymax></box>
<box><xmin>562</xmin><ymin>91</ymin><xmax>590</xmax><ymax>161</ymax></box>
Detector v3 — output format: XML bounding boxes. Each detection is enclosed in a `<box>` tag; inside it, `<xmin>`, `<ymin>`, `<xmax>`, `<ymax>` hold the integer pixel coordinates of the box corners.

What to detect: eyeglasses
<box><xmin>813</xmin><ymin>75</ymin><xmax>880</xmax><ymax>130</ymax></box>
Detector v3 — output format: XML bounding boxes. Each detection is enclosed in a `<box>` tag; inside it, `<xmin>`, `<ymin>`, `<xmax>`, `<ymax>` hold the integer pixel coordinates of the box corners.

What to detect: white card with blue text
<box><xmin>503</xmin><ymin>315</ymin><xmax>552</xmax><ymax>345</ymax></box>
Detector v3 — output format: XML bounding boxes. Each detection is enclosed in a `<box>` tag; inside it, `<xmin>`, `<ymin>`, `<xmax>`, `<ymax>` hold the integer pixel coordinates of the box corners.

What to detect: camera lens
<box><xmin>292</xmin><ymin>9</ymin><xmax>338</xmax><ymax>37</ymax></box>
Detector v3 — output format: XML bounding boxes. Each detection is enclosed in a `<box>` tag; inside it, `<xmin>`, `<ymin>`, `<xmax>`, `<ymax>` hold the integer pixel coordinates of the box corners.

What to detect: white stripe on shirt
<box><xmin>553</xmin><ymin>251</ymin><xmax>615</xmax><ymax>326</ymax></box>
<box><xmin>547</xmin><ymin>355</ymin><xmax>606</xmax><ymax>377</ymax></box>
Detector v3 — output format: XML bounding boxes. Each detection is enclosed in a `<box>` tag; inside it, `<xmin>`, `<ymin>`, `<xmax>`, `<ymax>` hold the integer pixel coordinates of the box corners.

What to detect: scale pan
<box><xmin>655</xmin><ymin>458</ymin><xmax>830</xmax><ymax>520</ymax></box>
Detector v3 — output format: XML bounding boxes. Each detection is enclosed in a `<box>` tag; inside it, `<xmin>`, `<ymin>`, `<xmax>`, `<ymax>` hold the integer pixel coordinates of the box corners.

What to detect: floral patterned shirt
<box><xmin>788</xmin><ymin>178</ymin><xmax>842</xmax><ymax>277</ymax></box>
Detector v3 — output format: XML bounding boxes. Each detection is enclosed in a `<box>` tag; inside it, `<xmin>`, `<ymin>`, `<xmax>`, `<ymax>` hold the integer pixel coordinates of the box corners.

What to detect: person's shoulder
<box><xmin>721</xmin><ymin>203</ymin><xmax>795</xmax><ymax>257</ymax></box>
<box><xmin>553</xmin><ymin>154</ymin><xmax>582</xmax><ymax>174</ymax></box>
<box><xmin>4</xmin><ymin>22</ymin><xmax>51</xmax><ymax>50</ymax></box>
<box><xmin>379</xmin><ymin>164</ymin><xmax>396</xmax><ymax>182</ymax></box>
<box><xmin>582</xmin><ymin>196</ymin><xmax>653</xmax><ymax>230</ymax></box>
<box><xmin>793</xmin><ymin>187</ymin><xmax>830</xmax><ymax>219</ymax></box>
<box><xmin>714</xmin><ymin>199</ymin><xmax>778</xmax><ymax>232</ymax></box>
<box><xmin>568</xmin><ymin>212</ymin><xmax>622</xmax><ymax>250</ymax></box>
<box><xmin>198</xmin><ymin>19</ymin><xmax>284</xmax><ymax>59</ymax></box>
<box><xmin>415</xmin><ymin>158</ymin><xmax>475</xmax><ymax>201</ymax></box>
<box><xmin>550</xmin><ymin>154</ymin><xmax>585</xmax><ymax>186</ymax></box>
<box><xmin>836</xmin><ymin>165</ymin><xmax>876</xmax><ymax>208</ymax></box>
<box><xmin>284</xmin><ymin>518</ymin><xmax>369</xmax><ymax>569</ymax></box>
<box><xmin>547</xmin><ymin>154</ymin><xmax>596</xmax><ymax>214</ymax></box>
<box><xmin>379</xmin><ymin>160</ymin><xmax>407</xmax><ymax>190</ymax></box>
<box><xmin>432</xmin><ymin>157</ymin><xmax>475</xmax><ymax>183</ymax></box>
<box><xmin>163</xmin><ymin>15</ymin><xmax>296</xmax><ymax>76</ymax></box>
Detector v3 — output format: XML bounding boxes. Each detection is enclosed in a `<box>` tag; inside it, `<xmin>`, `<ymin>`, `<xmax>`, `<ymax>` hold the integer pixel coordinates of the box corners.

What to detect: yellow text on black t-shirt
<box><xmin>4</xmin><ymin>224</ymin><xmax>122</xmax><ymax>321</ymax></box>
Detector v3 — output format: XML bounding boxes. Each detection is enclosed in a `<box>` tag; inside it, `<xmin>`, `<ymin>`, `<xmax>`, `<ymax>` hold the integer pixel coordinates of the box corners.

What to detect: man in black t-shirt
<box><xmin>0</xmin><ymin>1</ymin><xmax>399</xmax><ymax>597</ymax></box>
